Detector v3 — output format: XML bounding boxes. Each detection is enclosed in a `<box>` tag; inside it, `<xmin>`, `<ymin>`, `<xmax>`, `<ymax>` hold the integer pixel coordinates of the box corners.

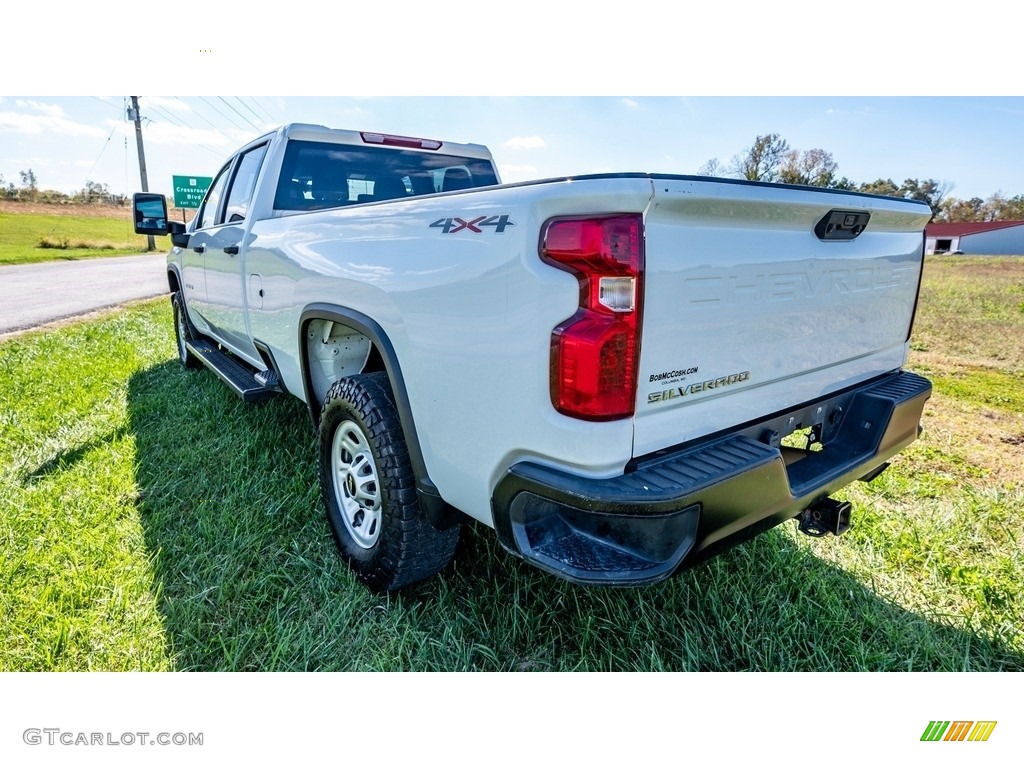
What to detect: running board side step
<box><xmin>186</xmin><ymin>340</ymin><xmax>281</xmax><ymax>403</ymax></box>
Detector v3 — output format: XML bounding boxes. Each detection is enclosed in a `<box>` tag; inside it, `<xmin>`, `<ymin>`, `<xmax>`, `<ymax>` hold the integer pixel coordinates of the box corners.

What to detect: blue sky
<box><xmin>2</xmin><ymin>96</ymin><xmax>1022</xmax><ymax>202</ymax></box>
<box><xmin>4</xmin><ymin>2</ymin><xmax>1021</xmax><ymax>204</ymax></box>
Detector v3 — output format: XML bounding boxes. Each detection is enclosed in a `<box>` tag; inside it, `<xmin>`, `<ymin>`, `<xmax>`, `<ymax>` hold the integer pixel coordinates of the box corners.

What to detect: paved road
<box><xmin>0</xmin><ymin>254</ymin><xmax>169</xmax><ymax>336</ymax></box>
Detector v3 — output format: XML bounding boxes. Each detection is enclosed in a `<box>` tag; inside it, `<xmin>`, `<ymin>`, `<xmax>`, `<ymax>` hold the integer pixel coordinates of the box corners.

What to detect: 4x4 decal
<box><xmin>430</xmin><ymin>214</ymin><xmax>514</xmax><ymax>234</ymax></box>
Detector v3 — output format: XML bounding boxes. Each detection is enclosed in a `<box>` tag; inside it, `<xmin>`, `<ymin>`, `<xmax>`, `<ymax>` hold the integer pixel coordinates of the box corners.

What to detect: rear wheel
<box><xmin>318</xmin><ymin>371</ymin><xmax>460</xmax><ymax>592</ymax></box>
<box><xmin>172</xmin><ymin>292</ymin><xmax>201</xmax><ymax>370</ymax></box>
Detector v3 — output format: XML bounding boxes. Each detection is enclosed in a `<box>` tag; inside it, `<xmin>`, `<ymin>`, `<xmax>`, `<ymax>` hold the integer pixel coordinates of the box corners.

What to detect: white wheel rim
<box><xmin>331</xmin><ymin>420</ymin><xmax>382</xmax><ymax>549</ymax></box>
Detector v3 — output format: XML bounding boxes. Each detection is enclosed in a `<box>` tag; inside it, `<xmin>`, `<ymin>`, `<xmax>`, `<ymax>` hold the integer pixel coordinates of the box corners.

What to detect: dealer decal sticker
<box><xmin>920</xmin><ymin>720</ymin><xmax>997</xmax><ymax>742</ymax></box>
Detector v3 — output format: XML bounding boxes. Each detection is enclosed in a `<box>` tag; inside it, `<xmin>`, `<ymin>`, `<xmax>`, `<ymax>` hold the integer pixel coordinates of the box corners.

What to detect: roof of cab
<box><xmin>276</xmin><ymin>123</ymin><xmax>493</xmax><ymax>160</ymax></box>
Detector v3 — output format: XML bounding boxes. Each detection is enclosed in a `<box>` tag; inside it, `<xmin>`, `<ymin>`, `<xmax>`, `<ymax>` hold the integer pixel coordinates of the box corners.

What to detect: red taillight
<box><xmin>360</xmin><ymin>132</ymin><xmax>442</xmax><ymax>150</ymax></box>
<box><xmin>541</xmin><ymin>214</ymin><xmax>644</xmax><ymax>420</ymax></box>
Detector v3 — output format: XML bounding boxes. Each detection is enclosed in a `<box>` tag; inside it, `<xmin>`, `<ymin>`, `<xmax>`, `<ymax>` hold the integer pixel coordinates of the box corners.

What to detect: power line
<box><xmin>91</xmin><ymin>96</ymin><xmax>122</xmax><ymax>111</ymax></box>
<box><xmin>178</xmin><ymin>96</ymin><xmax>229</xmax><ymax>132</ymax></box>
<box><xmin>198</xmin><ymin>95</ymin><xmax>248</xmax><ymax>132</ymax></box>
<box><xmin>218</xmin><ymin>96</ymin><xmax>262</xmax><ymax>132</ymax></box>
<box><xmin>144</xmin><ymin>101</ymin><xmax>187</xmax><ymax>128</ymax></box>
<box><xmin>254</xmin><ymin>96</ymin><xmax>286</xmax><ymax>125</ymax></box>
<box><xmin>141</xmin><ymin>100</ymin><xmax>229</xmax><ymax>159</ymax></box>
<box><xmin>41</xmin><ymin>111</ymin><xmax>123</xmax><ymax>241</ymax></box>
<box><xmin>125</xmin><ymin>135</ymin><xmax>130</xmax><ymax>241</ymax></box>
<box><xmin>235</xmin><ymin>97</ymin><xmax>268</xmax><ymax>128</ymax></box>
<box><xmin>82</xmin><ymin>123</ymin><xmax>119</xmax><ymax>182</ymax></box>
<box><xmin>245</xmin><ymin>96</ymin><xmax>279</xmax><ymax>126</ymax></box>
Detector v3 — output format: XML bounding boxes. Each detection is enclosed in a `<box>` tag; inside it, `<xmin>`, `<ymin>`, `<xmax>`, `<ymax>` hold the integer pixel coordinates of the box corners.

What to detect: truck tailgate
<box><xmin>634</xmin><ymin>177</ymin><xmax>932</xmax><ymax>457</ymax></box>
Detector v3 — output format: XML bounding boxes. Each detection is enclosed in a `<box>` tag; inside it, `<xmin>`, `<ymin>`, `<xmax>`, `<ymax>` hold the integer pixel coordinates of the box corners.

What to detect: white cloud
<box><xmin>502</xmin><ymin>136</ymin><xmax>547</xmax><ymax>150</ymax></box>
<box><xmin>142</xmin><ymin>121</ymin><xmax>236</xmax><ymax>147</ymax></box>
<box><xmin>498</xmin><ymin>163</ymin><xmax>540</xmax><ymax>182</ymax></box>
<box><xmin>142</xmin><ymin>96</ymin><xmax>192</xmax><ymax>113</ymax></box>
<box><xmin>825</xmin><ymin>106</ymin><xmax>873</xmax><ymax>116</ymax></box>
<box><xmin>622</xmin><ymin>98</ymin><xmax>639</xmax><ymax>108</ymax></box>
<box><xmin>336</xmin><ymin>106</ymin><xmax>369</xmax><ymax>124</ymax></box>
<box><xmin>14</xmin><ymin>99</ymin><xmax>66</xmax><ymax>118</ymax></box>
<box><xmin>0</xmin><ymin>110</ymin><xmax>104</xmax><ymax>137</ymax></box>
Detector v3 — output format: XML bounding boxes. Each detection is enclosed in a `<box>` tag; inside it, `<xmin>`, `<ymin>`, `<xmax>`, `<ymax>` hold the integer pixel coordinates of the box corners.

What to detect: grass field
<box><xmin>0</xmin><ymin>202</ymin><xmax>192</xmax><ymax>265</ymax></box>
<box><xmin>0</xmin><ymin>208</ymin><xmax>147</xmax><ymax>264</ymax></box>
<box><xmin>1</xmin><ymin>256</ymin><xmax>1021</xmax><ymax>671</ymax></box>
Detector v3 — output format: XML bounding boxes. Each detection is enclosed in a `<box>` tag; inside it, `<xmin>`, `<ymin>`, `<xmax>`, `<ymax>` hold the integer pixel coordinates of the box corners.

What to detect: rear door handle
<box><xmin>193</xmin><ymin>244</ymin><xmax>205</xmax><ymax>254</ymax></box>
<box><xmin>224</xmin><ymin>244</ymin><xmax>240</xmax><ymax>256</ymax></box>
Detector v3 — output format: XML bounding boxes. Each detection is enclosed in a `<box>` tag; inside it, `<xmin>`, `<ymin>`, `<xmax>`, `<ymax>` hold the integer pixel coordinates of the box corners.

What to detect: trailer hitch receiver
<box><xmin>798</xmin><ymin>497</ymin><xmax>852</xmax><ymax>538</ymax></box>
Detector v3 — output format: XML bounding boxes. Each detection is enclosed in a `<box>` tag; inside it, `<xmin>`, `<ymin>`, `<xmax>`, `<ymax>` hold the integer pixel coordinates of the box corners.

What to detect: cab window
<box><xmin>273</xmin><ymin>140</ymin><xmax>499</xmax><ymax>211</ymax></box>
<box><xmin>224</xmin><ymin>143</ymin><xmax>269</xmax><ymax>223</ymax></box>
<box><xmin>197</xmin><ymin>163</ymin><xmax>231</xmax><ymax>230</ymax></box>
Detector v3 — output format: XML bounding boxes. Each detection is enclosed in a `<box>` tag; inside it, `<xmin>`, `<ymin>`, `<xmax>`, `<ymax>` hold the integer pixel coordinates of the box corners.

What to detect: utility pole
<box><xmin>129</xmin><ymin>96</ymin><xmax>155</xmax><ymax>252</ymax></box>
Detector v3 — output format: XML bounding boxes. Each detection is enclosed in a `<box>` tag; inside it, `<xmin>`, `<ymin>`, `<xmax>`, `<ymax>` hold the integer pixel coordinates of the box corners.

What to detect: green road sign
<box><xmin>172</xmin><ymin>175</ymin><xmax>213</xmax><ymax>209</ymax></box>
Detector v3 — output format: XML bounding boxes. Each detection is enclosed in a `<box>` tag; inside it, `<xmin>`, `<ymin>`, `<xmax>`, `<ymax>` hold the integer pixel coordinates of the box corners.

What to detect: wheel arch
<box><xmin>298</xmin><ymin>303</ymin><xmax>459</xmax><ymax>530</ymax></box>
<box><xmin>167</xmin><ymin>265</ymin><xmax>182</xmax><ymax>295</ymax></box>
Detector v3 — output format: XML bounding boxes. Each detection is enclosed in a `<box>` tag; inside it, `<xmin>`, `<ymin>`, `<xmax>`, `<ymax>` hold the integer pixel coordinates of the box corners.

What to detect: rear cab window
<box><xmin>273</xmin><ymin>140</ymin><xmax>499</xmax><ymax>212</ymax></box>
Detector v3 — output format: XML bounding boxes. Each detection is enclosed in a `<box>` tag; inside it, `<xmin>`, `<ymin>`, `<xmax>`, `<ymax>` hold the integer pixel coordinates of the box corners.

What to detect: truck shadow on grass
<box><xmin>128</xmin><ymin>362</ymin><xmax>1023</xmax><ymax>671</ymax></box>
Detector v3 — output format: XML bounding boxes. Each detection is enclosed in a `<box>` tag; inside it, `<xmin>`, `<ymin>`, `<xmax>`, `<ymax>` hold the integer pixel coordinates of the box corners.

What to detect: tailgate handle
<box><xmin>815</xmin><ymin>210</ymin><xmax>870</xmax><ymax>241</ymax></box>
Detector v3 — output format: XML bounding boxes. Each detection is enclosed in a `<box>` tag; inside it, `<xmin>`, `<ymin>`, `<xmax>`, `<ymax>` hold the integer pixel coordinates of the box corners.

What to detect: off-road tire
<box><xmin>172</xmin><ymin>292</ymin><xmax>202</xmax><ymax>370</ymax></box>
<box><xmin>318</xmin><ymin>371</ymin><xmax>460</xmax><ymax>592</ymax></box>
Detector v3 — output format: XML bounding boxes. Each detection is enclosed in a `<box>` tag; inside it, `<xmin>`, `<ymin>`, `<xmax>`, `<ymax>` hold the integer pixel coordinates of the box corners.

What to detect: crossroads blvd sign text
<box><xmin>172</xmin><ymin>175</ymin><xmax>213</xmax><ymax>209</ymax></box>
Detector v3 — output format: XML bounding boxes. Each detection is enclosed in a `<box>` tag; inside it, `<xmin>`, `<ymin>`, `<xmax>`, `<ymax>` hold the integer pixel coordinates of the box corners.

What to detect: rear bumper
<box><xmin>491</xmin><ymin>371</ymin><xmax>931</xmax><ymax>585</ymax></box>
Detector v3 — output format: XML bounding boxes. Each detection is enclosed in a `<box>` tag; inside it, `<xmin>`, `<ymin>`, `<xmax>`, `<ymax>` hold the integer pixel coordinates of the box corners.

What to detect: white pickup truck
<box><xmin>134</xmin><ymin>123</ymin><xmax>933</xmax><ymax>592</ymax></box>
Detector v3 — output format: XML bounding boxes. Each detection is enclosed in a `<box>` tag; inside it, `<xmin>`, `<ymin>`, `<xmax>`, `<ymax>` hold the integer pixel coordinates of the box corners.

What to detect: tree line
<box><xmin>5</xmin><ymin>142</ymin><xmax>1024</xmax><ymax>222</ymax></box>
<box><xmin>0</xmin><ymin>169</ymin><xmax>127</xmax><ymax>206</ymax></box>
<box><xmin>698</xmin><ymin>134</ymin><xmax>1024</xmax><ymax>222</ymax></box>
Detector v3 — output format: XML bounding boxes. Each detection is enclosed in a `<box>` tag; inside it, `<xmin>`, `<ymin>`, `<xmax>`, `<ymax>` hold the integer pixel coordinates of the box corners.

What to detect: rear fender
<box><xmin>298</xmin><ymin>303</ymin><xmax>459</xmax><ymax>530</ymax></box>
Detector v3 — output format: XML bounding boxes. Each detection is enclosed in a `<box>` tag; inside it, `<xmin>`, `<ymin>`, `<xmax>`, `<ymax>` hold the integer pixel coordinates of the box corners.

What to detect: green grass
<box><xmin>910</xmin><ymin>256</ymin><xmax>1024</xmax><ymax>372</ymax></box>
<box><xmin>0</xmin><ymin>210</ymin><xmax>150</xmax><ymax>265</ymax></box>
<box><xmin>1</xmin><ymin>257</ymin><xmax>1023</xmax><ymax>671</ymax></box>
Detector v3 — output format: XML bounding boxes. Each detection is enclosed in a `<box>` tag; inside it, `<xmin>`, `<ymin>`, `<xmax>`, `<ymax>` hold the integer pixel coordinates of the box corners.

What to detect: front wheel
<box><xmin>318</xmin><ymin>372</ymin><xmax>460</xmax><ymax>592</ymax></box>
<box><xmin>171</xmin><ymin>292</ymin><xmax>201</xmax><ymax>370</ymax></box>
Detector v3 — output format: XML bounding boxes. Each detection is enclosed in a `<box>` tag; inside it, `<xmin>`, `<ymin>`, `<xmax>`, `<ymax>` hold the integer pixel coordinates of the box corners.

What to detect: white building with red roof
<box><xmin>925</xmin><ymin>221</ymin><xmax>1024</xmax><ymax>255</ymax></box>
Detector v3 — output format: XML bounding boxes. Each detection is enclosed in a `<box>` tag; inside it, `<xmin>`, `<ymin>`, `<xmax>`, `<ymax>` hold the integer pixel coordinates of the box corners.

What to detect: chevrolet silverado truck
<box><xmin>133</xmin><ymin>123</ymin><xmax>933</xmax><ymax>592</ymax></box>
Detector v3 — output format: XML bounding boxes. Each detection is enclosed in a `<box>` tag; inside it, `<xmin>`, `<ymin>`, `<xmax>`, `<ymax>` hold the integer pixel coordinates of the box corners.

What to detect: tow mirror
<box><xmin>133</xmin><ymin>193</ymin><xmax>190</xmax><ymax>248</ymax></box>
<box><xmin>133</xmin><ymin>193</ymin><xmax>169</xmax><ymax>235</ymax></box>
